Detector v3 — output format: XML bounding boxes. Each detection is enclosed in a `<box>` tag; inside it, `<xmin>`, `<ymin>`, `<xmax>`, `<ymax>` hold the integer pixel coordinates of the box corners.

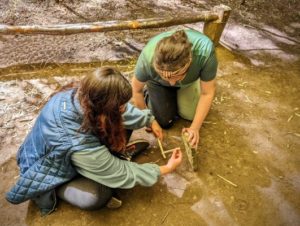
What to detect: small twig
<box><xmin>244</xmin><ymin>94</ymin><xmax>253</xmax><ymax>103</ymax></box>
<box><xmin>238</xmin><ymin>82</ymin><xmax>248</xmax><ymax>87</ymax></box>
<box><xmin>203</xmin><ymin>121</ymin><xmax>216</xmax><ymax>124</ymax></box>
<box><xmin>163</xmin><ymin>149</ymin><xmax>174</xmax><ymax>154</ymax></box>
<box><xmin>19</xmin><ymin>118</ymin><xmax>33</xmax><ymax>122</ymax></box>
<box><xmin>161</xmin><ymin>209</ymin><xmax>170</xmax><ymax>224</ymax></box>
<box><xmin>157</xmin><ymin>139</ymin><xmax>166</xmax><ymax>159</ymax></box>
<box><xmin>243</xmin><ymin>24</ymin><xmax>300</xmax><ymax>44</ymax></box>
<box><xmin>170</xmin><ymin>136</ymin><xmax>181</xmax><ymax>141</ymax></box>
<box><xmin>287</xmin><ymin>132</ymin><xmax>300</xmax><ymax>137</ymax></box>
<box><xmin>60</xmin><ymin>3</ymin><xmax>91</xmax><ymax>22</ymax></box>
<box><xmin>123</xmin><ymin>40</ymin><xmax>142</xmax><ymax>52</ymax></box>
<box><xmin>151</xmin><ymin>159</ymin><xmax>161</xmax><ymax>164</ymax></box>
<box><xmin>287</xmin><ymin>115</ymin><xmax>294</xmax><ymax>122</ymax></box>
<box><xmin>217</xmin><ymin>174</ymin><xmax>238</xmax><ymax>187</ymax></box>
<box><xmin>167</xmin><ymin>187</ymin><xmax>186</xmax><ymax>190</ymax></box>
<box><xmin>124</xmin><ymin>69</ymin><xmax>135</xmax><ymax>75</ymax></box>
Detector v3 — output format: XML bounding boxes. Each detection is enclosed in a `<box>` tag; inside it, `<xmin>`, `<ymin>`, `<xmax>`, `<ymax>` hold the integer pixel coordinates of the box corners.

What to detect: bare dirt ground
<box><xmin>0</xmin><ymin>0</ymin><xmax>299</xmax><ymax>226</ymax></box>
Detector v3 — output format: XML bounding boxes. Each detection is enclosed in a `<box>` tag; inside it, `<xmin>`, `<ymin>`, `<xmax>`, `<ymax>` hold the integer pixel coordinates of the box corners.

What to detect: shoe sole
<box><xmin>126</xmin><ymin>139</ymin><xmax>150</xmax><ymax>158</ymax></box>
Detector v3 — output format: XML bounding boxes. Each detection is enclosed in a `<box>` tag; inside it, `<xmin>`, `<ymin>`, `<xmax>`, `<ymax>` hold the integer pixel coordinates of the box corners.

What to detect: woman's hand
<box><xmin>182</xmin><ymin>127</ymin><xmax>199</xmax><ymax>148</ymax></box>
<box><xmin>151</xmin><ymin>120</ymin><xmax>163</xmax><ymax>140</ymax></box>
<box><xmin>159</xmin><ymin>148</ymin><xmax>182</xmax><ymax>175</ymax></box>
<box><xmin>166</xmin><ymin>148</ymin><xmax>182</xmax><ymax>171</ymax></box>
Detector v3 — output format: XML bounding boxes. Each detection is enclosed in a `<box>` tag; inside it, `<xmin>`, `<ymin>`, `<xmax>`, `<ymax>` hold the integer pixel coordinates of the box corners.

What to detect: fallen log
<box><xmin>0</xmin><ymin>12</ymin><xmax>218</xmax><ymax>35</ymax></box>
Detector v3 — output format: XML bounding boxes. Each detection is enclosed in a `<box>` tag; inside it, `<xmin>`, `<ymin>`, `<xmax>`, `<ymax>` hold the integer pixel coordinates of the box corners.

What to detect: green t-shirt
<box><xmin>135</xmin><ymin>29</ymin><xmax>218</xmax><ymax>87</ymax></box>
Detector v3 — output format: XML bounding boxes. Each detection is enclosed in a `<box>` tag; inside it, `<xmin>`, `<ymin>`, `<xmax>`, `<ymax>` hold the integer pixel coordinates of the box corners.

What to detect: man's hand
<box><xmin>151</xmin><ymin>120</ymin><xmax>163</xmax><ymax>140</ymax></box>
<box><xmin>182</xmin><ymin>127</ymin><xmax>199</xmax><ymax>148</ymax></box>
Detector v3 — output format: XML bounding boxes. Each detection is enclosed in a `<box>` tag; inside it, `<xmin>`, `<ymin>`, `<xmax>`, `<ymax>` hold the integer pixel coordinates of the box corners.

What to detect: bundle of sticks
<box><xmin>157</xmin><ymin>132</ymin><xmax>198</xmax><ymax>171</ymax></box>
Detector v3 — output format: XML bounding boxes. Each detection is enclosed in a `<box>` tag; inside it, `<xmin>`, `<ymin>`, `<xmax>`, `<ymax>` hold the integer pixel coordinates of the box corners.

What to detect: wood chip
<box><xmin>238</xmin><ymin>82</ymin><xmax>248</xmax><ymax>87</ymax></box>
<box><xmin>245</xmin><ymin>95</ymin><xmax>253</xmax><ymax>103</ymax></box>
<box><xmin>287</xmin><ymin>115</ymin><xmax>294</xmax><ymax>122</ymax></box>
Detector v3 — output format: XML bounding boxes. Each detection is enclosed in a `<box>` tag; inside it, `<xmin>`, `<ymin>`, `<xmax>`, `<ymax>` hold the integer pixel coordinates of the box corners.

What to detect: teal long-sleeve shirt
<box><xmin>71</xmin><ymin>103</ymin><xmax>161</xmax><ymax>189</ymax></box>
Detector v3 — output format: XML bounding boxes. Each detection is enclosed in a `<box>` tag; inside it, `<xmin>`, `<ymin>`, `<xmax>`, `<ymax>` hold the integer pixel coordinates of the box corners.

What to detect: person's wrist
<box><xmin>166</xmin><ymin>162</ymin><xmax>175</xmax><ymax>172</ymax></box>
<box><xmin>190</xmin><ymin>125</ymin><xmax>200</xmax><ymax>131</ymax></box>
<box><xmin>148</xmin><ymin>115</ymin><xmax>156</xmax><ymax>128</ymax></box>
<box><xmin>159</xmin><ymin>164</ymin><xmax>173</xmax><ymax>175</ymax></box>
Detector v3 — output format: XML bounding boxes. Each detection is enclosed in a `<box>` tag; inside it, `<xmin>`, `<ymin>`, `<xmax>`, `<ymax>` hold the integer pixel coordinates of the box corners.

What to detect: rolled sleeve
<box><xmin>71</xmin><ymin>146</ymin><xmax>160</xmax><ymax>189</ymax></box>
<box><xmin>135</xmin><ymin>53</ymin><xmax>151</xmax><ymax>82</ymax></box>
<box><xmin>122</xmin><ymin>103</ymin><xmax>154</xmax><ymax>129</ymax></box>
<box><xmin>200</xmin><ymin>50</ymin><xmax>218</xmax><ymax>82</ymax></box>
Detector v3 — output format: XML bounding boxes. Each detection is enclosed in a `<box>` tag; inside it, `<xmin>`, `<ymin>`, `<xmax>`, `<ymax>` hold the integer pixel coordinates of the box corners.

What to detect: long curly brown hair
<box><xmin>77</xmin><ymin>67</ymin><xmax>132</xmax><ymax>152</ymax></box>
<box><xmin>50</xmin><ymin>67</ymin><xmax>132</xmax><ymax>152</ymax></box>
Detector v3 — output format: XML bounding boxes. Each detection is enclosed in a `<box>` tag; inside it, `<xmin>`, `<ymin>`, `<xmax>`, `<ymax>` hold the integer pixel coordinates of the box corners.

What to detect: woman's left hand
<box><xmin>182</xmin><ymin>127</ymin><xmax>199</xmax><ymax>148</ymax></box>
<box><xmin>151</xmin><ymin>120</ymin><xmax>163</xmax><ymax>140</ymax></box>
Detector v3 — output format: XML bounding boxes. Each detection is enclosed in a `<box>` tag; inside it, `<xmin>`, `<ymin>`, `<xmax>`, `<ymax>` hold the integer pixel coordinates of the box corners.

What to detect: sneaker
<box><xmin>118</xmin><ymin>139</ymin><xmax>150</xmax><ymax>161</ymax></box>
<box><xmin>106</xmin><ymin>196</ymin><xmax>122</xmax><ymax>209</ymax></box>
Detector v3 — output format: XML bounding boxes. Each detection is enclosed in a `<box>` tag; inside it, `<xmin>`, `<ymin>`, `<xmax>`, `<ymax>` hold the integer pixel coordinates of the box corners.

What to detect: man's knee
<box><xmin>156</xmin><ymin>117</ymin><xmax>175</xmax><ymax>129</ymax></box>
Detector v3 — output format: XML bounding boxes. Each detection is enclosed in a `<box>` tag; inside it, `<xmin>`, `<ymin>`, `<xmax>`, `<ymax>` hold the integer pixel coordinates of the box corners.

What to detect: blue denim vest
<box><xmin>6</xmin><ymin>89</ymin><xmax>101</xmax><ymax>215</ymax></box>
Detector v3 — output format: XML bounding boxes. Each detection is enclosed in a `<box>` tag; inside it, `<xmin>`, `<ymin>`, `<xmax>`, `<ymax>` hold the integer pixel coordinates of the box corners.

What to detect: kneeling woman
<box><xmin>6</xmin><ymin>67</ymin><xmax>182</xmax><ymax>215</ymax></box>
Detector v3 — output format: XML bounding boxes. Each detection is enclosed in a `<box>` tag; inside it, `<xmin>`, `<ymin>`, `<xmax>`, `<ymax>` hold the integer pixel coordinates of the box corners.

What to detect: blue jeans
<box><xmin>146</xmin><ymin>80</ymin><xmax>200</xmax><ymax>127</ymax></box>
<box><xmin>56</xmin><ymin>129</ymin><xmax>134</xmax><ymax>210</ymax></box>
<box><xmin>146</xmin><ymin>80</ymin><xmax>179</xmax><ymax>128</ymax></box>
<box><xmin>57</xmin><ymin>176</ymin><xmax>112</xmax><ymax>210</ymax></box>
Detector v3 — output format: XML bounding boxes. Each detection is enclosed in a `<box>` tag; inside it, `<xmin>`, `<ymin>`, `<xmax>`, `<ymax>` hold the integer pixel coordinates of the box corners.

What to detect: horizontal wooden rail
<box><xmin>0</xmin><ymin>12</ymin><xmax>218</xmax><ymax>35</ymax></box>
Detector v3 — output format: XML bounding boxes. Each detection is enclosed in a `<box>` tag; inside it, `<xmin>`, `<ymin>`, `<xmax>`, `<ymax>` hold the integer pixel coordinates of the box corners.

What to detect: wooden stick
<box><xmin>162</xmin><ymin>149</ymin><xmax>174</xmax><ymax>154</ymax></box>
<box><xmin>216</xmin><ymin>174</ymin><xmax>237</xmax><ymax>187</ymax></box>
<box><xmin>161</xmin><ymin>209</ymin><xmax>170</xmax><ymax>224</ymax></box>
<box><xmin>157</xmin><ymin>139</ymin><xmax>166</xmax><ymax>159</ymax></box>
<box><xmin>0</xmin><ymin>13</ymin><xmax>218</xmax><ymax>35</ymax></box>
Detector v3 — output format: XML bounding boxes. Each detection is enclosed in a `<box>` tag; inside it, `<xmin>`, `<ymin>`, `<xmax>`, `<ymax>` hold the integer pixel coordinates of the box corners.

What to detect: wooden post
<box><xmin>203</xmin><ymin>4</ymin><xmax>231</xmax><ymax>46</ymax></box>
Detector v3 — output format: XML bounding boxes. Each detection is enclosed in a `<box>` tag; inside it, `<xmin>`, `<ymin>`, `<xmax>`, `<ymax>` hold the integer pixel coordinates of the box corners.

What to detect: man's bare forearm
<box><xmin>191</xmin><ymin>93</ymin><xmax>214</xmax><ymax>130</ymax></box>
<box><xmin>132</xmin><ymin>76</ymin><xmax>147</xmax><ymax>109</ymax></box>
<box><xmin>132</xmin><ymin>92</ymin><xmax>147</xmax><ymax>109</ymax></box>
